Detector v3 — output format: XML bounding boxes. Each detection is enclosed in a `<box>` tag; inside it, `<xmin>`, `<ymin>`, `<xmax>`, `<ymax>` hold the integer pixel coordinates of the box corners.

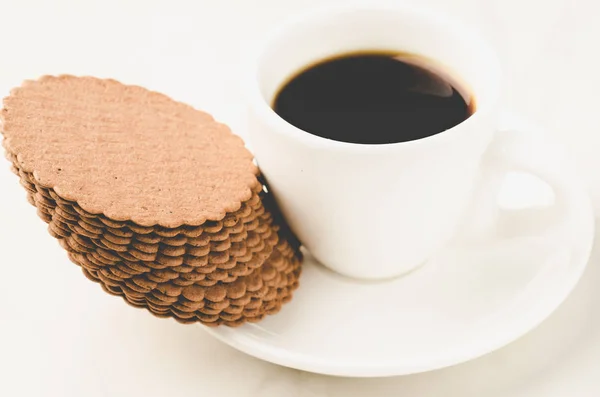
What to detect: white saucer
<box><xmin>204</xmin><ymin>112</ymin><xmax>594</xmax><ymax>377</ymax></box>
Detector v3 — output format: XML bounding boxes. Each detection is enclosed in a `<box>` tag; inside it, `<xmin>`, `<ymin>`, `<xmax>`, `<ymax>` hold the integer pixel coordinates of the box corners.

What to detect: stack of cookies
<box><xmin>1</xmin><ymin>75</ymin><xmax>302</xmax><ymax>326</ymax></box>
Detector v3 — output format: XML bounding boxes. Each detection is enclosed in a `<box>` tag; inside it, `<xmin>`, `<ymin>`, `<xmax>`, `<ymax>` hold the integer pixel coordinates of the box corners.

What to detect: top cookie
<box><xmin>1</xmin><ymin>75</ymin><xmax>259</xmax><ymax>227</ymax></box>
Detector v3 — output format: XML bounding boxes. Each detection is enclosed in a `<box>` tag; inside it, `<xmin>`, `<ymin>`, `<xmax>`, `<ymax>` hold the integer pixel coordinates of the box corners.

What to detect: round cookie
<box><xmin>2</xmin><ymin>75</ymin><xmax>260</xmax><ymax>227</ymax></box>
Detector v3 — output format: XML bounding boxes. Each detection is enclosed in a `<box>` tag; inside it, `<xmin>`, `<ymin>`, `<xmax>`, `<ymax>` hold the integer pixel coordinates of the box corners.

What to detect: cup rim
<box><xmin>246</xmin><ymin>2</ymin><xmax>503</xmax><ymax>152</ymax></box>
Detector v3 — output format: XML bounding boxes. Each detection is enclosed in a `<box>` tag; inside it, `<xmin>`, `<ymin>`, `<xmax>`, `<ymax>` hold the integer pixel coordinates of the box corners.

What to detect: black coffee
<box><xmin>272</xmin><ymin>51</ymin><xmax>475</xmax><ymax>144</ymax></box>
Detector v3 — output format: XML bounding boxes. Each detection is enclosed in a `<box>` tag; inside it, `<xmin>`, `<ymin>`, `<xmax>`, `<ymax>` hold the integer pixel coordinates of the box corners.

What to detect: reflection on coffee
<box><xmin>273</xmin><ymin>51</ymin><xmax>475</xmax><ymax>144</ymax></box>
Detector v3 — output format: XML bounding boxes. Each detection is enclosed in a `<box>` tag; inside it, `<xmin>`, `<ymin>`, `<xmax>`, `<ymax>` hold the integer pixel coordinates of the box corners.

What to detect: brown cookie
<box><xmin>2</xmin><ymin>75</ymin><xmax>260</xmax><ymax>227</ymax></box>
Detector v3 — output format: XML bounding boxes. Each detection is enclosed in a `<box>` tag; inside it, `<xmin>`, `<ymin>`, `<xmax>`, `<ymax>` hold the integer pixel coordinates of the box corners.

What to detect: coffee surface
<box><xmin>273</xmin><ymin>51</ymin><xmax>475</xmax><ymax>144</ymax></box>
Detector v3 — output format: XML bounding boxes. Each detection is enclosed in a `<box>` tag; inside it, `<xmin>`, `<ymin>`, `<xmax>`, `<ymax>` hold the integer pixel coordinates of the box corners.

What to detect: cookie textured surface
<box><xmin>1</xmin><ymin>75</ymin><xmax>260</xmax><ymax>227</ymax></box>
<box><xmin>1</xmin><ymin>75</ymin><xmax>303</xmax><ymax>327</ymax></box>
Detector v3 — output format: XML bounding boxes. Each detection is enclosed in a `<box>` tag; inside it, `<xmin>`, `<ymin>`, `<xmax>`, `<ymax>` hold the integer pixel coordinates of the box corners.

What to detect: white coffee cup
<box><xmin>246</xmin><ymin>3</ymin><xmax>581</xmax><ymax>279</ymax></box>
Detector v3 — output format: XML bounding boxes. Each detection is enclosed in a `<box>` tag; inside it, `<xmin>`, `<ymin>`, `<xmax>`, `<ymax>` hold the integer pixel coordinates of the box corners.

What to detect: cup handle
<box><xmin>462</xmin><ymin>122</ymin><xmax>585</xmax><ymax>244</ymax></box>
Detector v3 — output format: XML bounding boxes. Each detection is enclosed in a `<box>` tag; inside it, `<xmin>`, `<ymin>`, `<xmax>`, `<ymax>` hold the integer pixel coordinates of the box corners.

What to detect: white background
<box><xmin>1</xmin><ymin>0</ymin><xmax>599</xmax><ymax>396</ymax></box>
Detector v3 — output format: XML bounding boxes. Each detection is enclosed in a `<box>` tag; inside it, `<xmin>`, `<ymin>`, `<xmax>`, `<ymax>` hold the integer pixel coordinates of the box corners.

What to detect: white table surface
<box><xmin>1</xmin><ymin>0</ymin><xmax>599</xmax><ymax>395</ymax></box>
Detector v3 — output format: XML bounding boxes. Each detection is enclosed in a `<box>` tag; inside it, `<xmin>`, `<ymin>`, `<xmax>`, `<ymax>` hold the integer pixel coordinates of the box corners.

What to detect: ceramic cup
<box><xmin>247</xmin><ymin>3</ymin><xmax>579</xmax><ymax>279</ymax></box>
